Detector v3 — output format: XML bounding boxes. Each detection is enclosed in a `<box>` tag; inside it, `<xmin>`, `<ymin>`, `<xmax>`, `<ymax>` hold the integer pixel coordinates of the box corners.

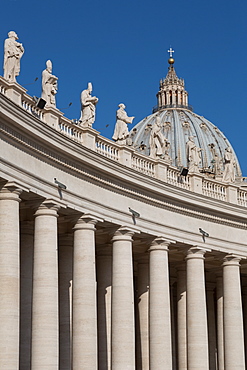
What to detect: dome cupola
<box><xmin>154</xmin><ymin>48</ymin><xmax>190</xmax><ymax>113</ymax></box>
<box><xmin>130</xmin><ymin>50</ymin><xmax>242</xmax><ymax>180</ymax></box>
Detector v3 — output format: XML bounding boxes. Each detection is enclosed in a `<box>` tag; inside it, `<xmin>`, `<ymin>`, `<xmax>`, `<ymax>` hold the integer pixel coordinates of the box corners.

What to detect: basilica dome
<box><xmin>130</xmin><ymin>56</ymin><xmax>242</xmax><ymax>178</ymax></box>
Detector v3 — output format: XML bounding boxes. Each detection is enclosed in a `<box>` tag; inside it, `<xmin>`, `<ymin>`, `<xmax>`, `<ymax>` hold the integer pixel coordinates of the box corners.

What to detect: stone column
<box><xmin>149</xmin><ymin>237</ymin><xmax>172</xmax><ymax>369</ymax></box>
<box><xmin>31</xmin><ymin>200</ymin><xmax>60</xmax><ymax>370</ymax></box>
<box><xmin>72</xmin><ymin>214</ymin><xmax>101</xmax><ymax>370</ymax></box>
<box><xmin>170</xmin><ymin>276</ymin><xmax>177</xmax><ymax>370</ymax></box>
<box><xmin>20</xmin><ymin>221</ymin><xmax>34</xmax><ymax>370</ymax></box>
<box><xmin>58</xmin><ymin>234</ymin><xmax>73</xmax><ymax>370</ymax></box>
<box><xmin>111</xmin><ymin>227</ymin><xmax>136</xmax><ymax>370</ymax></box>
<box><xmin>0</xmin><ymin>184</ymin><xmax>22</xmax><ymax>370</ymax></box>
<box><xmin>97</xmin><ymin>245</ymin><xmax>112</xmax><ymax>370</ymax></box>
<box><xmin>186</xmin><ymin>247</ymin><xmax>209</xmax><ymax>370</ymax></box>
<box><xmin>177</xmin><ymin>265</ymin><xmax>187</xmax><ymax>370</ymax></box>
<box><xmin>223</xmin><ymin>255</ymin><xmax>245</xmax><ymax>370</ymax></box>
<box><xmin>137</xmin><ymin>257</ymin><xmax>149</xmax><ymax>370</ymax></box>
<box><xmin>216</xmin><ymin>274</ymin><xmax>224</xmax><ymax>370</ymax></box>
<box><xmin>206</xmin><ymin>282</ymin><xmax>217</xmax><ymax>370</ymax></box>
<box><xmin>242</xmin><ymin>284</ymin><xmax>247</xmax><ymax>370</ymax></box>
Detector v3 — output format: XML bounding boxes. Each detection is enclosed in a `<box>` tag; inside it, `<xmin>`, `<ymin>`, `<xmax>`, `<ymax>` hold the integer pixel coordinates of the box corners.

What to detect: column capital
<box><xmin>111</xmin><ymin>226</ymin><xmax>139</xmax><ymax>242</ymax></box>
<box><xmin>0</xmin><ymin>182</ymin><xmax>23</xmax><ymax>201</ymax></box>
<box><xmin>73</xmin><ymin>213</ymin><xmax>103</xmax><ymax>231</ymax></box>
<box><xmin>185</xmin><ymin>246</ymin><xmax>211</xmax><ymax>260</ymax></box>
<box><xmin>222</xmin><ymin>254</ymin><xmax>244</xmax><ymax>267</ymax></box>
<box><xmin>34</xmin><ymin>199</ymin><xmax>61</xmax><ymax>218</ymax></box>
<box><xmin>148</xmin><ymin>236</ymin><xmax>174</xmax><ymax>252</ymax></box>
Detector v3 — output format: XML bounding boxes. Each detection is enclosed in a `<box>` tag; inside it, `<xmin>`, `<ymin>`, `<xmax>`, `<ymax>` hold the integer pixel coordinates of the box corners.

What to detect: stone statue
<box><xmin>186</xmin><ymin>136</ymin><xmax>202</xmax><ymax>173</ymax></box>
<box><xmin>41</xmin><ymin>60</ymin><xmax>58</xmax><ymax>107</ymax></box>
<box><xmin>209</xmin><ymin>143</ymin><xmax>222</xmax><ymax>175</ymax></box>
<box><xmin>112</xmin><ymin>103</ymin><xmax>135</xmax><ymax>144</ymax></box>
<box><xmin>3</xmin><ymin>31</ymin><xmax>24</xmax><ymax>83</ymax></box>
<box><xmin>222</xmin><ymin>147</ymin><xmax>235</xmax><ymax>182</ymax></box>
<box><xmin>79</xmin><ymin>83</ymin><xmax>99</xmax><ymax>127</ymax></box>
<box><xmin>149</xmin><ymin>116</ymin><xmax>167</xmax><ymax>159</ymax></box>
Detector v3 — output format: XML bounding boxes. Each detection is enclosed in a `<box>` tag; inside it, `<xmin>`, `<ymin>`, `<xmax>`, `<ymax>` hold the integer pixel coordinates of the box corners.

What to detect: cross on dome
<box><xmin>167</xmin><ymin>47</ymin><xmax>174</xmax><ymax>58</ymax></box>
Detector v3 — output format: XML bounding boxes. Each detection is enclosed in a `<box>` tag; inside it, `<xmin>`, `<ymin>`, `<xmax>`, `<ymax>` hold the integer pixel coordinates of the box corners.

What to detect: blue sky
<box><xmin>1</xmin><ymin>0</ymin><xmax>247</xmax><ymax>174</ymax></box>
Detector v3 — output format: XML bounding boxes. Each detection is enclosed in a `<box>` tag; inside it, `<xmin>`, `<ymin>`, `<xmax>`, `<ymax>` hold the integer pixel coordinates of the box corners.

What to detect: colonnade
<box><xmin>0</xmin><ymin>183</ymin><xmax>246</xmax><ymax>369</ymax></box>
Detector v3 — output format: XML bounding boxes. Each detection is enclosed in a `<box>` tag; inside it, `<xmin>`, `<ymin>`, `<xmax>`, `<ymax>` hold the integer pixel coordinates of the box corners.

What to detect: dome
<box><xmin>130</xmin><ymin>55</ymin><xmax>242</xmax><ymax>179</ymax></box>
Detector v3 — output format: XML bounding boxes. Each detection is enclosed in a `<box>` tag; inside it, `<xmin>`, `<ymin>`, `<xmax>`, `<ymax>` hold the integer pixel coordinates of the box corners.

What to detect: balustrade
<box><xmin>22</xmin><ymin>97</ymin><xmax>44</xmax><ymax>120</ymax></box>
<box><xmin>202</xmin><ymin>179</ymin><xmax>226</xmax><ymax>201</ymax></box>
<box><xmin>237</xmin><ymin>189</ymin><xmax>247</xmax><ymax>207</ymax></box>
<box><xmin>59</xmin><ymin>119</ymin><xmax>83</xmax><ymax>143</ymax></box>
<box><xmin>132</xmin><ymin>154</ymin><xmax>155</xmax><ymax>177</ymax></box>
<box><xmin>167</xmin><ymin>167</ymin><xmax>190</xmax><ymax>190</ymax></box>
<box><xmin>96</xmin><ymin>138</ymin><xmax>119</xmax><ymax>161</ymax></box>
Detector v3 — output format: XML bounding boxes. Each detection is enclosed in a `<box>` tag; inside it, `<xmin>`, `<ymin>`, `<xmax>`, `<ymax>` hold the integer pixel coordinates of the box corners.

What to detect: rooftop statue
<box><xmin>222</xmin><ymin>147</ymin><xmax>235</xmax><ymax>182</ymax></box>
<box><xmin>41</xmin><ymin>60</ymin><xmax>58</xmax><ymax>108</ymax></box>
<box><xmin>149</xmin><ymin>115</ymin><xmax>169</xmax><ymax>159</ymax></box>
<box><xmin>186</xmin><ymin>136</ymin><xmax>202</xmax><ymax>173</ymax></box>
<box><xmin>112</xmin><ymin>103</ymin><xmax>134</xmax><ymax>145</ymax></box>
<box><xmin>3</xmin><ymin>31</ymin><xmax>24</xmax><ymax>83</ymax></box>
<box><xmin>79</xmin><ymin>83</ymin><xmax>98</xmax><ymax>127</ymax></box>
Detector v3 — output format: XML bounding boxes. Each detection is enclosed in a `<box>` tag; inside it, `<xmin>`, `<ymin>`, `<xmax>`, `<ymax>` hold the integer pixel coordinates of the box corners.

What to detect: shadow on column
<box><xmin>19</xmin><ymin>226</ymin><xmax>34</xmax><ymax>370</ymax></box>
<box><xmin>59</xmin><ymin>243</ymin><xmax>73</xmax><ymax>370</ymax></box>
<box><xmin>97</xmin><ymin>254</ymin><xmax>112</xmax><ymax>370</ymax></box>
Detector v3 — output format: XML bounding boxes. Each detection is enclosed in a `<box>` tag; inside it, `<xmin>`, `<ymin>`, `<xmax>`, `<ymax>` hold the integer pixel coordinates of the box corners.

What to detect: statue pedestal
<box><xmin>119</xmin><ymin>145</ymin><xmax>135</xmax><ymax>167</ymax></box>
<box><xmin>155</xmin><ymin>160</ymin><xmax>168</xmax><ymax>182</ymax></box>
<box><xmin>43</xmin><ymin>107</ymin><xmax>64</xmax><ymax>130</ymax></box>
<box><xmin>226</xmin><ymin>184</ymin><xmax>238</xmax><ymax>204</ymax></box>
<box><xmin>0</xmin><ymin>77</ymin><xmax>27</xmax><ymax>107</ymax></box>
<box><xmin>80</xmin><ymin>127</ymin><xmax>99</xmax><ymax>151</ymax></box>
<box><xmin>190</xmin><ymin>173</ymin><xmax>203</xmax><ymax>194</ymax></box>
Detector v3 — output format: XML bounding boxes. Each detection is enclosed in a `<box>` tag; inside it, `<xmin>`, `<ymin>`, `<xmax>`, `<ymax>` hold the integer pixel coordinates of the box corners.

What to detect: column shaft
<box><xmin>206</xmin><ymin>283</ymin><xmax>217</xmax><ymax>370</ymax></box>
<box><xmin>177</xmin><ymin>266</ymin><xmax>187</xmax><ymax>370</ymax></box>
<box><xmin>111</xmin><ymin>227</ymin><xmax>135</xmax><ymax>370</ymax></box>
<box><xmin>149</xmin><ymin>238</ymin><xmax>172</xmax><ymax>369</ymax></box>
<box><xmin>20</xmin><ymin>223</ymin><xmax>34</xmax><ymax>370</ymax></box>
<box><xmin>223</xmin><ymin>255</ymin><xmax>245</xmax><ymax>370</ymax></box>
<box><xmin>97</xmin><ymin>252</ymin><xmax>112</xmax><ymax>370</ymax></box>
<box><xmin>59</xmin><ymin>236</ymin><xmax>73</xmax><ymax>370</ymax></box>
<box><xmin>31</xmin><ymin>201</ymin><xmax>59</xmax><ymax>370</ymax></box>
<box><xmin>186</xmin><ymin>247</ymin><xmax>209</xmax><ymax>370</ymax></box>
<box><xmin>0</xmin><ymin>186</ymin><xmax>21</xmax><ymax>369</ymax></box>
<box><xmin>72</xmin><ymin>215</ymin><xmax>99</xmax><ymax>369</ymax></box>
<box><xmin>216</xmin><ymin>274</ymin><xmax>224</xmax><ymax>370</ymax></box>
<box><xmin>137</xmin><ymin>260</ymin><xmax>149</xmax><ymax>370</ymax></box>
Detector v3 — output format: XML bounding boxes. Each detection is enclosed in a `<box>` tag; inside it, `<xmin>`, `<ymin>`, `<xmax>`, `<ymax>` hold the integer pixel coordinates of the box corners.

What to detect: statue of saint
<box><xmin>3</xmin><ymin>31</ymin><xmax>24</xmax><ymax>83</ymax></box>
<box><xmin>41</xmin><ymin>60</ymin><xmax>58</xmax><ymax>107</ymax></box>
<box><xmin>149</xmin><ymin>116</ymin><xmax>167</xmax><ymax>158</ymax></box>
<box><xmin>79</xmin><ymin>83</ymin><xmax>98</xmax><ymax>127</ymax></box>
<box><xmin>222</xmin><ymin>147</ymin><xmax>235</xmax><ymax>182</ymax></box>
<box><xmin>112</xmin><ymin>104</ymin><xmax>134</xmax><ymax>144</ymax></box>
<box><xmin>186</xmin><ymin>136</ymin><xmax>202</xmax><ymax>173</ymax></box>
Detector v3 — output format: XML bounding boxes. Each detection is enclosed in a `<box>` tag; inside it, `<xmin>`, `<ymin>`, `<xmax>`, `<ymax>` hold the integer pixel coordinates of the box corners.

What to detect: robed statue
<box><xmin>41</xmin><ymin>60</ymin><xmax>58</xmax><ymax>107</ymax></box>
<box><xmin>149</xmin><ymin>115</ymin><xmax>168</xmax><ymax>159</ymax></box>
<box><xmin>79</xmin><ymin>83</ymin><xmax>99</xmax><ymax>127</ymax></box>
<box><xmin>3</xmin><ymin>31</ymin><xmax>24</xmax><ymax>83</ymax></box>
<box><xmin>112</xmin><ymin>103</ymin><xmax>134</xmax><ymax>144</ymax></box>
<box><xmin>222</xmin><ymin>147</ymin><xmax>235</xmax><ymax>182</ymax></box>
<box><xmin>186</xmin><ymin>136</ymin><xmax>202</xmax><ymax>173</ymax></box>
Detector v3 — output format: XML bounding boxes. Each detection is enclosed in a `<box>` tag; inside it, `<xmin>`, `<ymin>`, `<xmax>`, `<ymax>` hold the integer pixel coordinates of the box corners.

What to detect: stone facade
<box><xmin>1</xmin><ymin>76</ymin><xmax>247</xmax><ymax>370</ymax></box>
